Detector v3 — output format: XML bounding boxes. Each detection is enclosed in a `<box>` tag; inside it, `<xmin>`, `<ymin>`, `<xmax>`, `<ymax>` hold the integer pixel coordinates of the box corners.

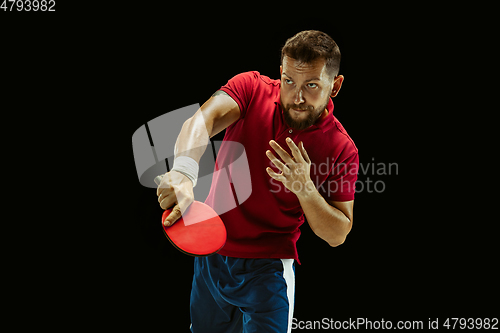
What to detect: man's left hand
<box><xmin>266</xmin><ymin>137</ymin><xmax>316</xmax><ymax>198</ymax></box>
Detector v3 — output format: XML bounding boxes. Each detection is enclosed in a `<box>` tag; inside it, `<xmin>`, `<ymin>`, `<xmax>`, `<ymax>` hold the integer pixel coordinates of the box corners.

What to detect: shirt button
<box><xmin>289</xmin><ymin>129</ymin><xmax>293</xmax><ymax>133</ymax></box>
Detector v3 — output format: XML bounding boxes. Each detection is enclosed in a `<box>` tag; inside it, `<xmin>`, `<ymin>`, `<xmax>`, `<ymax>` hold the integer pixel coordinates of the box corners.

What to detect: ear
<box><xmin>280</xmin><ymin>65</ymin><xmax>283</xmax><ymax>76</ymax></box>
<box><xmin>330</xmin><ymin>75</ymin><xmax>344</xmax><ymax>98</ymax></box>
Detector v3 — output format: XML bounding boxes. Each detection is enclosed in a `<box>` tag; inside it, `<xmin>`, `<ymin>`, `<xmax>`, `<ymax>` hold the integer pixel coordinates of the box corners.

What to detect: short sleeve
<box><xmin>318</xmin><ymin>152</ymin><xmax>359</xmax><ymax>202</ymax></box>
<box><xmin>219</xmin><ymin>71</ymin><xmax>259</xmax><ymax>119</ymax></box>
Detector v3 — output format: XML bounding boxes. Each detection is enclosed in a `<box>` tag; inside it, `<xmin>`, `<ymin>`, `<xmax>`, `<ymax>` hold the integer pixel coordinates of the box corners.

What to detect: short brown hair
<box><xmin>281</xmin><ymin>30</ymin><xmax>341</xmax><ymax>79</ymax></box>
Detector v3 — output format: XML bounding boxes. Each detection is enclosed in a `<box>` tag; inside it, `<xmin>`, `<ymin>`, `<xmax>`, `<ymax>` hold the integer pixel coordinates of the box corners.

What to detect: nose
<box><xmin>294</xmin><ymin>88</ymin><xmax>304</xmax><ymax>104</ymax></box>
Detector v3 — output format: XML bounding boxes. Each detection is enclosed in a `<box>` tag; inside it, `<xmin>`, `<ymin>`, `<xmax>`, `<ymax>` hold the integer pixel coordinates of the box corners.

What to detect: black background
<box><xmin>2</xmin><ymin>3</ymin><xmax>496</xmax><ymax>331</ymax></box>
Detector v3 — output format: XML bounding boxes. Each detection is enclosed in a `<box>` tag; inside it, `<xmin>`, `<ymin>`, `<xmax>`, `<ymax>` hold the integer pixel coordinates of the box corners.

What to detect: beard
<box><xmin>281</xmin><ymin>98</ymin><xmax>330</xmax><ymax>130</ymax></box>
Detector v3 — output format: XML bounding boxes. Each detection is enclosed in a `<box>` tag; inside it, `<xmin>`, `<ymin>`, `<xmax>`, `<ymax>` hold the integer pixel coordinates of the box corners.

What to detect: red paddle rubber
<box><xmin>161</xmin><ymin>201</ymin><xmax>226</xmax><ymax>256</ymax></box>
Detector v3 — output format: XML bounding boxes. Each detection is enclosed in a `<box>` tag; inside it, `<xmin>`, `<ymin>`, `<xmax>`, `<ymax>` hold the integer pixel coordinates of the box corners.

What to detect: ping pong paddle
<box><xmin>154</xmin><ymin>175</ymin><xmax>226</xmax><ymax>256</ymax></box>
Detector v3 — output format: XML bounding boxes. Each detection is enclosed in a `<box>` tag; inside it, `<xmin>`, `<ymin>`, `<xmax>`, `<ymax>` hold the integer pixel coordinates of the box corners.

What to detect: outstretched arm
<box><xmin>157</xmin><ymin>91</ymin><xmax>240</xmax><ymax>225</ymax></box>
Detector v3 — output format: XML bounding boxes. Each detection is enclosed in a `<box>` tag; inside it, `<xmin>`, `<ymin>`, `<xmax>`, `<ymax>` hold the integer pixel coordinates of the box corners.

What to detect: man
<box><xmin>156</xmin><ymin>30</ymin><xmax>358</xmax><ymax>332</ymax></box>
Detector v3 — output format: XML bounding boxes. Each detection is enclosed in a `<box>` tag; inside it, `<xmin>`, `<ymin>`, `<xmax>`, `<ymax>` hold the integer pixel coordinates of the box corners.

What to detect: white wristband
<box><xmin>171</xmin><ymin>156</ymin><xmax>199</xmax><ymax>187</ymax></box>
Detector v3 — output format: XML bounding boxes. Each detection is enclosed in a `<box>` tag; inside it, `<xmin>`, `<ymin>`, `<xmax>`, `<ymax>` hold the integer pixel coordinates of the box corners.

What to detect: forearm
<box><xmin>174</xmin><ymin>92</ymin><xmax>240</xmax><ymax>163</ymax></box>
<box><xmin>297</xmin><ymin>184</ymin><xmax>352</xmax><ymax>247</ymax></box>
<box><xmin>174</xmin><ymin>110</ymin><xmax>212</xmax><ymax>164</ymax></box>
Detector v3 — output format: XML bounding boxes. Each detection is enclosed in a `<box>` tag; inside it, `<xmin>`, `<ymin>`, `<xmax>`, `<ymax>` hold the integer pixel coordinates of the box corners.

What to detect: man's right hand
<box><xmin>156</xmin><ymin>171</ymin><xmax>195</xmax><ymax>226</ymax></box>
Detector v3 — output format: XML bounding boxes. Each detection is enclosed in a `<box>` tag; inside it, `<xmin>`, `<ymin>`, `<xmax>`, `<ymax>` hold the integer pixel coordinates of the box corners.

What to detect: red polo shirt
<box><xmin>205</xmin><ymin>71</ymin><xmax>358</xmax><ymax>264</ymax></box>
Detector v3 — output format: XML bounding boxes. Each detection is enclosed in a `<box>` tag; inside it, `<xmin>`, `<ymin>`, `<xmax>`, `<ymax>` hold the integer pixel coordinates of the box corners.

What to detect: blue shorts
<box><xmin>190</xmin><ymin>254</ymin><xmax>295</xmax><ymax>333</ymax></box>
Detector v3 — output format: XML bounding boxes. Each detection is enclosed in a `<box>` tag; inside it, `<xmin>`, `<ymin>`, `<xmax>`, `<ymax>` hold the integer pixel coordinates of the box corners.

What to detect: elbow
<box><xmin>328</xmin><ymin>237</ymin><xmax>346</xmax><ymax>247</ymax></box>
<box><xmin>327</xmin><ymin>227</ymin><xmax>351</xmax><ymax>247</ymax></box>
<box><xmin>329</xmin><ymin>218</ymin><xmax>353</xmax><ymax>247</ymax></box>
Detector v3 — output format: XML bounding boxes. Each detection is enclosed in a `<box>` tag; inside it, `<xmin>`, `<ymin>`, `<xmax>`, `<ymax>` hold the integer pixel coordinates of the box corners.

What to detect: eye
<box><xmin>307</xmin><ymin>83</ymin><xmax>318</xmax><ymax>89</ymax></box>
<box><xmin>284</xmin><ymin>79</ymin><xmax>293</xmax><ymax>85</ymax></box>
